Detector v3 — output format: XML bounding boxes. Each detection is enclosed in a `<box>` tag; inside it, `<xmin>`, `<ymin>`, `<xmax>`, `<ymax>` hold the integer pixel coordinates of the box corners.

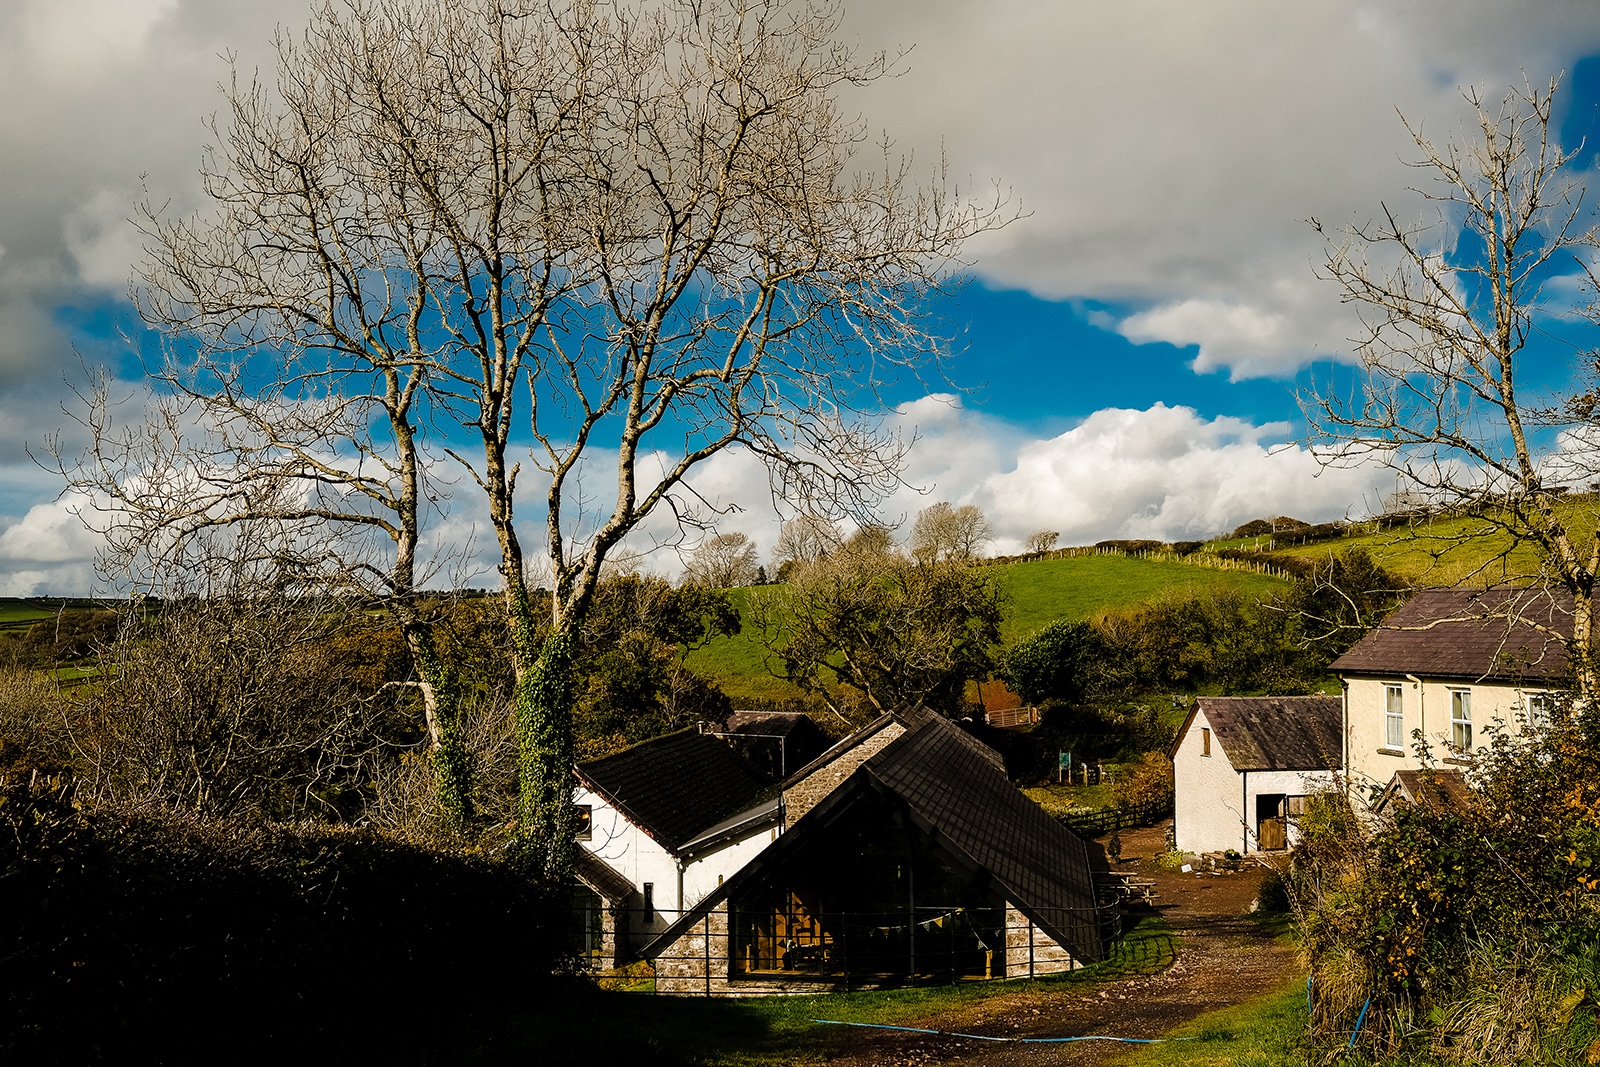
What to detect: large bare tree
<box><xmin>1305</xmin><ymin>78</ymin><xmax>1600</xmax><ymax>695</ymax></box>
<box><xmin>106</xmin><ymin>0</ymin><xmax>1002</xmax><ymax>876</ymax></box>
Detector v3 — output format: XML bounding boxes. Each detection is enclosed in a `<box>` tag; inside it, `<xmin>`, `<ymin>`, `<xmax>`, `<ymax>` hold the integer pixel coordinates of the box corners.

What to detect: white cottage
<box><xmin>572</xmin><ymin>729</ymin><xmax>782</xmax><ymax>962</ymax></box>
<box><xmin>1329</xmin><ymin>587</ymin><xmax>1568</xmax><ymax>805</ymax></box>
<box><xmin>1171</xmin><ymin>695</ymin><xmax>1341</xmax><ymax>855</ymax></box>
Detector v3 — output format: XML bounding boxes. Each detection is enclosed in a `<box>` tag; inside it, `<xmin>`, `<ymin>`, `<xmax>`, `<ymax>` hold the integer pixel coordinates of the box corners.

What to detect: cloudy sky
<box><xmin>2</xmin><ymin>0</ymin><xmax>1600</xmax><ymax>593</ymax></box>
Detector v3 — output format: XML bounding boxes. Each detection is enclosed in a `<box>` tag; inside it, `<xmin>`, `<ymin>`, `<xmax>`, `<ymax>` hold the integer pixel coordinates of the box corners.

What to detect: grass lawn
<box><xmin>1109</xmin><ymin>976</ymin><xmax>1308</xmax><ymax>1067</ymax></box>
<box><xmin>468</xmin><ymin>914</ymin><xmax>1179</xmax><ymax>1065</ymax></box>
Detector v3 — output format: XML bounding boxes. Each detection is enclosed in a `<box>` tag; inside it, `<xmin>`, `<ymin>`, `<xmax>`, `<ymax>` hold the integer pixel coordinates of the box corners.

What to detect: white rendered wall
<box><xmin>1172</xmin><ymin>707</ymin><xmax>1245</xmax><ymax>855</ymax></box>
<box><xmin>576</xmin><ymin>784</ymin><xmax>781</xmax><ymax>946</ymax></box>
<box><xmin>1345</xmin><ymin>677</ymin><xmax>1544</xmax><ymax>803</ymax></box>
<box><xmin>1173</xmin><ymin>709</ymin><xmax>1337</xmax><ymax>854</ymax></box>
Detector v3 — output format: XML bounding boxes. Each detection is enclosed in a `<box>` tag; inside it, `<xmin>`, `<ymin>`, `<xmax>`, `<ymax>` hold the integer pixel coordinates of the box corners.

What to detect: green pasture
<box><xmin>684</xmin><ymin>555</ymin><xmax>1291</xmax><ymax>707</ymax></box>
<box><xmin>995</xmin><ymin>555</ymin><xmax>1287</xmax><ymax>641</ymax></box>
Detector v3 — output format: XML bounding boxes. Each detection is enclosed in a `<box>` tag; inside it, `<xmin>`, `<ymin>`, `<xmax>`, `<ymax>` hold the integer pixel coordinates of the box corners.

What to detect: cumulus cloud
<box><xmin>840</xmin><ymin>0</ymin><xmax>1600</xmax><ymax>376</ymax></box>
<box><xmin>878</xmin><ymin>395</ymin><xmax>1389</xmax><ymax>552</ymax></box>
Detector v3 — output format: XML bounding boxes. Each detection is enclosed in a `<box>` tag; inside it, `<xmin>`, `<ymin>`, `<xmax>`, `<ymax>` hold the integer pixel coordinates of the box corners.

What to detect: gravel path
<box><xmin>821</xmin><ymin>822</ymin><xmax>1300</xmax><ymax>1067</ymax></box>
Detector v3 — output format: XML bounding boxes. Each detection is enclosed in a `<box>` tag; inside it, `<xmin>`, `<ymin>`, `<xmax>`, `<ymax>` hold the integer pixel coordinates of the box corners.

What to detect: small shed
<box><xmin>1171</xmin><ymin>696</ymin><xmax>1341</xmax><ymax>855</ymax></box>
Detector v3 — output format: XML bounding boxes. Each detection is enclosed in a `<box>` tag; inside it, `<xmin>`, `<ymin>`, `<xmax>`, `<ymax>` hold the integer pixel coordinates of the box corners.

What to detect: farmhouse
<box><xmin>641</xmin><ymin>711</ymin><xmax>1104</xmax><ymax>995</ymax></box>
<box><xmin>1330</xmin><ymin>587</ymin><xmax>1568</xmax><ymax>803</ymax></box>
<box><xmin>572</xmin><ymin>729</ymin><xmax>782</xmax><ymax>964</ymax></box>
<box><xmin>1171</xmin><ymin>695</ymin><xmax>1342</xmax><ymax>855</ymax></box>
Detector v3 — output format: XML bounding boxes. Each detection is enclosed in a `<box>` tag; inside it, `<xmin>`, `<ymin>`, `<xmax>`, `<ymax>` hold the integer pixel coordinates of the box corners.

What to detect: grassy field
<box><xmin>995</xmin><ymin>555</ymin><xmax>1287</xmax><ymax>642</ymax></box>
<box><xmin>466</xmin><ymin>913</ymin><xmax>1179</xmax><ymax>1065</ymax></box>
<box><xmin>684</xmin><ymin>555</ymin><xmax>1292</xmax><ymax>708</ymax></box>
<box><xmin>1110</xmin><ymin>977</ymin><xmax>1307</xmax><ymax>1067</ymax></box>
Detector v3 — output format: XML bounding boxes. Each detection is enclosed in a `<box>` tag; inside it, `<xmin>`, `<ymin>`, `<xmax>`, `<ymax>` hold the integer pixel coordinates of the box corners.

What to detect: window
<box><xmin>1527</xmin><ymin>691</ymin><xmax>1554</xmax><ymax>728</ymax></box>
<box><xmin>1201</xmin><ymin>727</ymin><xmax>1211</xmax><ymax>757</ymax></box>
<box><xmin>1285</xmin><ymin>795</ymin><xmax>1308</xmax><ymax>817</ymax></box>
<box><xmin>574</xmin><ymin>804</ymin><xmax>593</xmax><ymax>841</ymax></box>
<box><xmin>1451</xmin><ymin>689</ymin><xmax>1473</xmax><ymax>752</ymax></box>
<box><xmin>643</xmin><ymin>883</ymin><xmax>655</xmax><ymax>915</ymax></box>
<box><xmin>1385</xmin><ymin>685</ymin><xmax>1404</xmax><ymax>749</ymax></box>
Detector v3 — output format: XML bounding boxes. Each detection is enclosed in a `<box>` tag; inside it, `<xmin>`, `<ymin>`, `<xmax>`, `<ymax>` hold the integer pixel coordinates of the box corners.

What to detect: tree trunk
<box><xmin>510</xmin><ymin>592</ymin><xmax>578</xmax><ymax>880</ymax></box>
<box><xmin>404</xmin><ymin>621</ymin><xmax>474</xmax><ymax>827</ymax></box>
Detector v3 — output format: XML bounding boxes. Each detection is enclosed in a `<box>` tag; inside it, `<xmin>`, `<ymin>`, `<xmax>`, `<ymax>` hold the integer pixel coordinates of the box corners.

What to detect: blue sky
<box><xmin>2</xmin><ymin>1</ymin><xmax>1600</xmax><ymax>593</ymax></box>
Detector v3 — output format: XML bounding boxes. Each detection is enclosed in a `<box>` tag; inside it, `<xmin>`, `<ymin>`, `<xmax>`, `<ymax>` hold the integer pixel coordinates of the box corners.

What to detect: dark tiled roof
<box><xmin>863</xmin><ymin>716</ymin><xmax>1102</xmax><ymax>961</ymax></box>
<box><xmin>1376</xmin><ymin>769</ymin><xmax>1476</xmax><ymax>816</ymax></box>
<box><xmin>1195</xmin><ymin>696</ymin><xmax>1342</xmax><ymax>772</ymax></box>
<box><xmin>574</xmin><ymin>847</ymin><xmax>636</xmax><ymax>903</ymax></box>
<box><xmin>644</xmin><ymin>715</ymin><xmax>1102</xmax><ymax>965</ymax></box>
<box><xmin>576</xmin><ymin>729</ymin><xmax>772</xmax><ymax>852</ymax></box>
<box><xmin>1330</xmin><ymin>587</ymin><xmax>1571</xmax><ymax>684</ymax></box>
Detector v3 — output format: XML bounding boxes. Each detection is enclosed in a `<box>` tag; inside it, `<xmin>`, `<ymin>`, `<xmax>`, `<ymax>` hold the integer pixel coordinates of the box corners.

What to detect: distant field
<box><xmin>1262</xmin><ymin>499</ymin><xmax>1600</xmax><ymax>587</ymax></box>
<box><xmin>995</xmin><ymin>555</ymin><xmax>1288</xmax><ymax>641</ymax></box>
<box><xmin>686</xmin><ymin>554</ymin><xmax>1292</xmax><ymax>707</ymax></box>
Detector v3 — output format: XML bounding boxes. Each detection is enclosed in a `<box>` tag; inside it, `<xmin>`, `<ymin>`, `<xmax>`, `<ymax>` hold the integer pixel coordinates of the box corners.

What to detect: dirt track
<box><xmin>821</xmin><ymin>822</ymin><xmax>1299</xmax><ymax>1067</ymax></box>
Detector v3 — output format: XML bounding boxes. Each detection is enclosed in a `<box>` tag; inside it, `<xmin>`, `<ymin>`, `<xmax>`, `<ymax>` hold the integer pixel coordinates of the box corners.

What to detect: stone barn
<box><xmin>641</xmin><ymin>713</ymin><xmax>1105</xmax><ymax>995</ymax></box>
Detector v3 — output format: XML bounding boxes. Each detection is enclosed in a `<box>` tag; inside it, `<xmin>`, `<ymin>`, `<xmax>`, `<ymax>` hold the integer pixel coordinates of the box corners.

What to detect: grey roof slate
<box><xmin>575</xmin><ymin>729</ymin><xmax>773</xmax><ymax>852</ymax></box>
<box><xmin>861</xmin><ymin>716</ymin><xmax>1101</xmax><ymax>960</ymax></box>
<box><xmin>1194</xmin><ymin>696</ymin><xmax>1342</xmax><ymax>772</ymax></box>
<box><xmin>643</xmin><ymin>713</ymin><xmax>1102</xmax><ymax>965</ymax></box>
<box><xmin>574</xmin><ymin>847</ymin><xmax>636</xmax><ymax>903</ymax></box>
<box><xmin>1330</xmin><ymin>587</ymin><xmax>1571</xmax><ymax>684</ymax></box>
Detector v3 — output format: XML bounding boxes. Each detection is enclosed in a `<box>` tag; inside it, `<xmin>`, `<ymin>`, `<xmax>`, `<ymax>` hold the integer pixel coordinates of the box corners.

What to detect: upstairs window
<box><xmin>574</xmin><ymin>804</ymin><xmax>593</xmax><ymax>841</ymax></box>
<box><xmin>1451</xmin><ymin>689</ymin><xmax>1473</xmax><ymax>752</ymax></box>
<box><xmin>1201</xmin><ymin>727</ymin><xmax>1211</xmax><ymax>757</ymax></box>
<box><xmin>1527</xmin><ymin>691</ymin><xmax>1554</xmax><ymax>728</ymax></box>
<box><xmin>1385</xmin><ymin>685</ymin><xmax>1404</xmax><ymax>749</ymax></box>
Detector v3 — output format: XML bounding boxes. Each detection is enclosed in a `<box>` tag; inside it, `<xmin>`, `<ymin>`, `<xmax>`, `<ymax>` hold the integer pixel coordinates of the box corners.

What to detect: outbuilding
<box><xmin>1171</xmin><ymin>695</ymin><xmax>1341</xmax><ymax>855</ymax></box>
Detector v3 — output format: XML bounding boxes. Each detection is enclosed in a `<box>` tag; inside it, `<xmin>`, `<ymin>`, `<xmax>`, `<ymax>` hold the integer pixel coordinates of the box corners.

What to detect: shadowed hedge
<box><xmin>0</xmin><ymin>743</ymin><xmax>566</xmax><ymax>1064</ymax></box>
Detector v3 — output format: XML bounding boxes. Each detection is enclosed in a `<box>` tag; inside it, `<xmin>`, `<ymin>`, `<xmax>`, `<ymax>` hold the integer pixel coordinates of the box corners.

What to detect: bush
<box><xmin>0</xmin><ymin>745</ymin><xmax>569</xmax><ymax>1061</ymax></box>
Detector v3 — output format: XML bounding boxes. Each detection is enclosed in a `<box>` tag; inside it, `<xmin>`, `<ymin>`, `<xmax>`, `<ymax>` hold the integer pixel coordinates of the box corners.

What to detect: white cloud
<box><xmin>840</xmin><ymin>0</ymin><xmax>1600</xmax><ymax>377</ymax></box>
<box><xmin>879</xmin><ymin>396</ymin><xmax>1388</xmax><ymax>550</ymax></box>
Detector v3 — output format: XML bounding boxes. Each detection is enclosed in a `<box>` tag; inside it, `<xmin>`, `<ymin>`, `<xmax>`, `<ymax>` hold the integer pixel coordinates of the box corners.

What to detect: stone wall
<box><xmin>651</xmin><ymin>900</ymin><xmax>847</xmax><ymax>996</ymax></box>
<box><xmin>1003</xmin><ymin>904</ymin><xmax>1078</xmax><ymax>978</ymax></box>
<box><xmin>782</xmin><ymin>722</ymin><xmax>906</xmax><ymax>829</ymax></box>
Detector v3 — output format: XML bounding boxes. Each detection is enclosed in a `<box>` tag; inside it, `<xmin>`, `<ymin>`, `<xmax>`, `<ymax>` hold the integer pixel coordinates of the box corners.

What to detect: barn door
<box><xmin>1256</xmin><ymin>794</ymin><xmax>1288</xmax><ymax>851</ymax></box>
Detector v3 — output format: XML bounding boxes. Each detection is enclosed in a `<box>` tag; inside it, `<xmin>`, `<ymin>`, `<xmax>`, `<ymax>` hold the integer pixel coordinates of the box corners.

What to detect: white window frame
<box><xmin>1450</xmin><ymin>689</ymin><xmax>1473</xmax><ymax>752</ymax></box>
<box><xmin>1526</xmin><ymin>691</ymin><xmax>1554</xmax><ymax>728</ymax></box>
<box><xmin>1384</xmin><ymin>685</ymin><xmax>1405</xmax><ymax>749</ymax></box>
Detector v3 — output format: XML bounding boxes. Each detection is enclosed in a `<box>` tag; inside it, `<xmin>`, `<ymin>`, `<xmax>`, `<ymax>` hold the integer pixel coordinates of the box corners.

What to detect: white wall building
<box><xmin>1171</xmin><ymin>696</ymin><xmax>1341</xmax><ymax>855</ymax></box>
<box><xmin>573</xmin><ymin>729</ymin><xmax>783</xmax><ymax>960</ymax></box>
<box><xmin>1329</xmin><ymin>587</ymin><xmax>1568</xmax><ymax>806</ymax></box>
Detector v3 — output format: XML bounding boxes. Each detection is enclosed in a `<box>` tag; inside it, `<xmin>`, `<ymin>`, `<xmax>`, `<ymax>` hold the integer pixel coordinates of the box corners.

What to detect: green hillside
<box><xmin>1261</xmin><ymin>496</ymin><xmax>1600</xmax><ymax>587</ymax></box>
<box><xmin>685</xmin><ymin>553</ymin><xmax>1292</xmax><ymax>707</ymax></box>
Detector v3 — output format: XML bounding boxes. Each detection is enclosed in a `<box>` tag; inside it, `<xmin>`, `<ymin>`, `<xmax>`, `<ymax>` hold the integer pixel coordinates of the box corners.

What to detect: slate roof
<box><xmin>644</xmin><ymin>713</ymin><xmax>1102</xmax><ymax>965</ymax></box>
<box><xmin>1375</xmin><ymin>769</ymin><xmax>1476</xmax><ymax>817</ymax></box>
<box><xmin>861</xmin><ymin>716</ymin><xmax>1101</xmax><ymax>960</ymax></box>
<box><xmin>1189</xmin><ymin>696</ymin><xmax>1342</xmax><ymax>772</ymax></box>
<box><xmin>575</xmin><ymin>729</ymin><xmax>773</xmax><ymax>852</ymax></box>
<box><xmin>1330</xmin><ymin>587</ymin><xmax>1571</xmax><ymax>684</ymax></box>
<box><xmin>574</xmin><ymin>848</ymin><xmax>636</xmax><ymax>904</ymax></box>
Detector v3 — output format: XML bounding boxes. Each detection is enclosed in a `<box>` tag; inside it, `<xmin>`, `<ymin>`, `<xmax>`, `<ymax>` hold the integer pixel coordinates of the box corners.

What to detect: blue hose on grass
<box><xmin>1348</xmin><ymin>995</ymin><xmax>1372</xmax><ymax>1048</ymax></box>
<box><xmin>812</xmin><ymin>1020</ymin><xmax>1195</xmax><ymax>1044</ymax></box>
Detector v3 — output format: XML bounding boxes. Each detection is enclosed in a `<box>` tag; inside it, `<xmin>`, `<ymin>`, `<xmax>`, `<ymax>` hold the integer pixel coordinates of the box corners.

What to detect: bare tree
<box><xmin>1024</xmin><ymin>530</ymin><xmax>1060</xmax><ymax>558</ymax></box>
<box><xmin>1304</xmin><ymin>77</ymin><xmax>1600</xmax><ymax>694</ymax></box>
<box><xmin>910</xmin><ymin>501</ymin><xmax>992</xmax><ymax>562</ymax></box>
<box><xmin>115</xmin><ymin>0</ymin><xmax>1004</xmax><ymax>875</ymax></box>
<box><xmin>771</xmin><ymin>514</ymin><xmax>843</xmax><ymax>577</ymax></box>
<box><xmin>682</xmin><ymin>532</ymin><xmax>760</xmax><ymax>589</ymax></box>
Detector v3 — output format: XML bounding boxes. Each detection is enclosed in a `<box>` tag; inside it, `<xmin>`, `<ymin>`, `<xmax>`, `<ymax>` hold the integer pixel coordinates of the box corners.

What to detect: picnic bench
<box><xmin>1094</xmin><ymin>871</ymin><xmax>1159</xmax><ymax>906</ymax></box>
